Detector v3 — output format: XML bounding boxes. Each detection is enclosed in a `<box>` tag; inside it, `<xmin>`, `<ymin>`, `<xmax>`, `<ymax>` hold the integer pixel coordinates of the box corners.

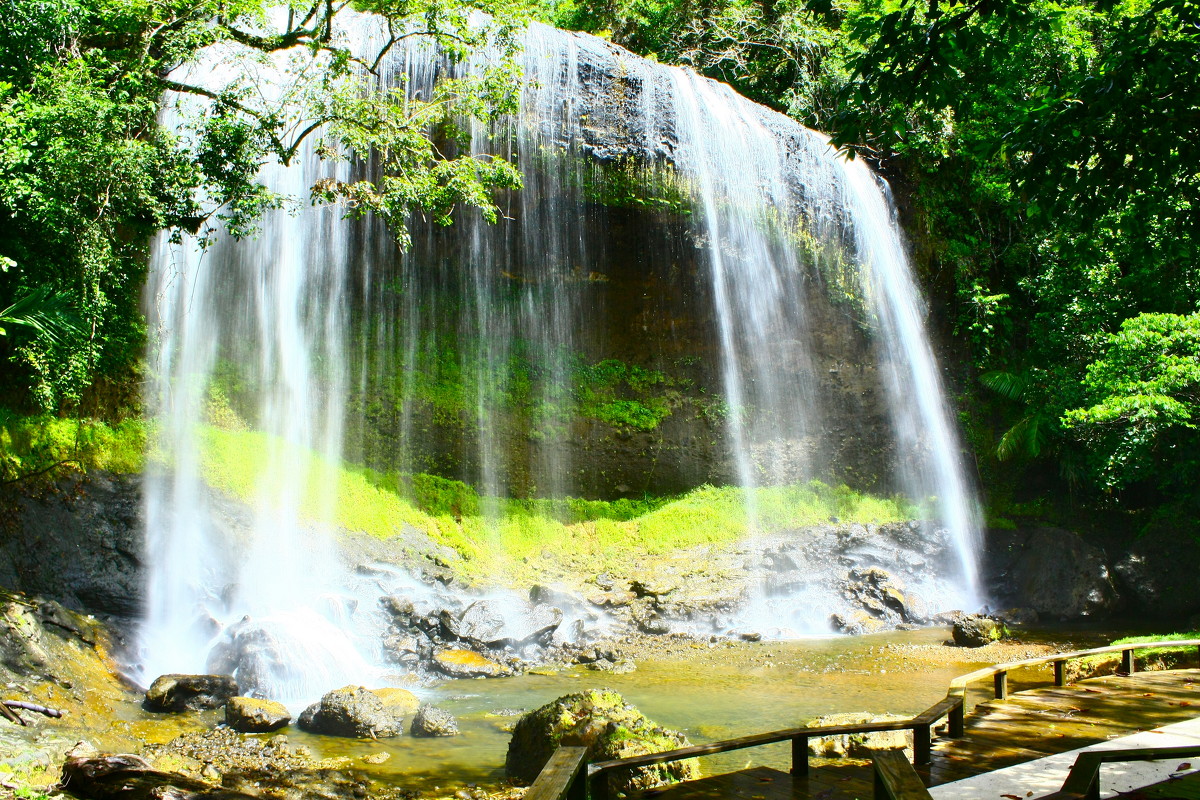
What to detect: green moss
<box><xmin>0</xmin><ymin>408</ymin><xmax>146</xmax><ymax>480</ymax></box>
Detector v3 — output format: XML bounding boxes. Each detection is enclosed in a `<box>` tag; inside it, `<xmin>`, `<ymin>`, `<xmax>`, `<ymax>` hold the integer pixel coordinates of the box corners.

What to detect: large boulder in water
<box><xmin>506</xmin><ymin>689</ymin><xmax>698</xmax><ymax>794</ymax></box>
<box><xmin>144</xmin><ymin>674</ymin><xmax>238</xmax><ymax>712</ymax></box>
<box><xmin>297</xmin><ymin>685</ymin><xmax>402</xmax><ymax>738</ymax></box>
<box><xmin>225</xmin><ymin>696</ymin><xmax>291</xmax><ymax>732</ymax></box>
<box><xmin>951</xmin><ymin>615</ymin><xmax>1008</xmax><ymax>647</ymax></box>
<box><xmin>410</xmin><ymin>704</ymin><xmax>460</xmax><ymax>737</ymax></box>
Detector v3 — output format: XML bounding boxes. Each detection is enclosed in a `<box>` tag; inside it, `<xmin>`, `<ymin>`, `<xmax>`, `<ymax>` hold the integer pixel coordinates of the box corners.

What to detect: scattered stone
<box><xmin>506</xmin><ymin>689</ymin><xmax>698</xmax><ymax>795</ymax></box>
<box><xmin>805</xmin><ymin>712</ymin><xmax>911</xmax><ymax>758</ymax></box>
<box><xmin>951</xmin><ymin>615</ymin><xmax>1008</xmax><ymax>648</ymax></box>
<box><xmin>739</xmin><ymin>632</ymin><xmax>763</xmax><ymax>643</ymax></box>
<box><xmin>225</xmin><ymin>696</ymin><xmax>290</xmax><ymax>732</ymax></box>
<box><xmin>363</xmin><ymin>752</ymin><xmax>391</xmax><ymax>765</ymax></box>
<box><xmin>297</xmin><ymin>685</ymin><xmax>402</xmax><ymax>738</ymax></box>
<box><xmin>144</xmin><ymin>674</ymin><xmax>238</xmax><ymax>712</ymax></box>
<box><xmin>410</xmin><ymin>704</ymin><xmax>460</xmax><ymax>737</ymax></box>
<box><xmin>432</xmin><ymin>649</ymin><xmax>511</xmax><ymax>678</ymax></box>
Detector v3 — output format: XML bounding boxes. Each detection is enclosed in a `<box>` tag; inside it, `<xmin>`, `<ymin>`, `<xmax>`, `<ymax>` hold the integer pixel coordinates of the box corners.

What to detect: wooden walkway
<box><xmin>633</xmin><ymin>670</ymin><xmax>1200</xmax><ymax>800</ymax></box>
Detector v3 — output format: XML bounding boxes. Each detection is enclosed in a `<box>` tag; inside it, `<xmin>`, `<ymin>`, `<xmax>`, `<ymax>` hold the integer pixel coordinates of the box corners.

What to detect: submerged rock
<box><xmin>410</xmin><ymin>704</ymin><xmax>460</xmax><ymax>737</ymax></box>
<box><xmin>506</xmin><ymin>688</ymin><xmax>698</xmax><ymax>794</ymax></box>
<box><xmin>951</xmin><ymin>615</ymin><xmax>1008</xmax><ymax>647</ymax></box>
<box><xmin>225</xmin><ymin>696</ymin><xmax>291</xmax><ymax>732</ymax></box>
<box><xmin>144</xmin><ymin>674</ymin><xmax>238</xmax><ymax>712</ymax></box>
<box><xmin>805</xmin><ymin>712</ymin><xmax>911</xmax><ymax>758</ymax></box>
<box><xmin>297</xmin><ymin>685</ymin><xmax>402</xmax><ymax>738</ymax></box>
<box><xmin>432</xmin><ymin>648</ymin><xmax>510</xmax><ymax>678</ymax></box>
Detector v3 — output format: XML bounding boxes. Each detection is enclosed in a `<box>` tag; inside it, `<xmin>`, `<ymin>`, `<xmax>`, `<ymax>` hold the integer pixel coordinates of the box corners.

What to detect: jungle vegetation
<box><xmin>0</xmin><ymin>0</ymin><xmax>1196</xmax><ymax>531</ymax></box>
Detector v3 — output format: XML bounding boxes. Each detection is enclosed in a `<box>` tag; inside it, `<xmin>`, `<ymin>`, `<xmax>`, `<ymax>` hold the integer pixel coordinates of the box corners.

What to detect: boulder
<box><xmin>410</xmin><ymin>704</ymin><xmax>460</xmax><ymax>737</ymax></box>
<box><xmin>840</xmin><ymin>567</ymin><xmax>924</xmax><ymax>623</ymax></box>
<box><xmin>225</xmin><ymin>696</ymin><xmax>291</xmax><ymax>732</ymax></box>
<box><xmin>443</xmin><ymin>600</ymin><xmax>563</xmax><ymax>648</ymax></box>
<box><xmin>506</xmin><ymin>689</ymin><xmax>698</xmax><ymax>795</ymax></box>
<box><xmin>951</xmin><ymin>615</ymin><xmax>1007</xmax><ymax>648</ymax></box>
<box><xmin>144</xmin><ymin>674</ymin><xmax>238</xmax><ymax>712</ymax></box>
<box><xmin>805</xmin><ymin>713</ymin><xmax>911</xmax><ymax>758</ymax></box>
<box><xmin>432</xmin><ymin>648</ymin><xmax>511</xmax><ymax>678</ymax></box>
<box><xmin>297</xmin><ymin>685</ymin><xmax>401</xmax><ymax>738</ymax></box>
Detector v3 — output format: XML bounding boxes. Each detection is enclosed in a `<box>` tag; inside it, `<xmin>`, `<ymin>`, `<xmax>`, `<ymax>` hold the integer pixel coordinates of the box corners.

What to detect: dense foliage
<box><xmin>551</xmin><ymin>0</ymin><xmax>1199</xmax><ymax>522</ymax></box>
<box><xmin>1</xmin><ymin>0</ymin><xmax>1196</xmax><ymax>524</ymax></box>
<box><xmin>0</xmin><ymin>0</ymin><xmax>523</xmax><ymax>411</ymax></box>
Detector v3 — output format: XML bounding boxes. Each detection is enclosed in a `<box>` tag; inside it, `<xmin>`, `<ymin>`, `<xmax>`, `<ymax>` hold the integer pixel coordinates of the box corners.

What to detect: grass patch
<box><xmin>193</xmin><ymin>426</ymin><xmax>919</xmax><ymax>585</ymax></box>
<box><xmin>0</xmin><ymin>408</ymin><xmax>146</xmax><ymax>481</ymax></box>
<box><xmin>1065</xmin><ymin>631</ymin><xmax>1200</xmax><ymax>682</ymax></box>
<box><xmin>1110</xmin><ymin>631</ymin><xmax>1200</xmax><ymax>658</ymax></box>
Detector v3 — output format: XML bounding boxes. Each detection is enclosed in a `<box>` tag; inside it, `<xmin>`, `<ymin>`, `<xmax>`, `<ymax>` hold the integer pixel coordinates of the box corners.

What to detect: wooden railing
<box><xmin>524</xmin><ymin>638</ymin><xmax>1200</xmax><ymax>800</ymax></box>
<box><xmin>1043</xmin><ymin>744</ymin><xmax>1200</xmax><ymax>799</ymax></box>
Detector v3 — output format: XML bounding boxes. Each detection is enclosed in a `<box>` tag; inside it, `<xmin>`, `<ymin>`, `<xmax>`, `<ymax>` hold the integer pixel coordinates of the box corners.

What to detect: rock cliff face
<box><xmin>302</xmin><ymin>21</ymin><xmax>914</xmax><ymax>501</ymax></box>
<box><xmin>0</xmin><ymin>473</ymin><xmax>143</xmax><ymax>618</ymax></box>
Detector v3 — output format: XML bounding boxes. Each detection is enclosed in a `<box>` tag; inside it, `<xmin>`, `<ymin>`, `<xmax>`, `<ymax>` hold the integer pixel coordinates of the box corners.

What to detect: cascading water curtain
<box><xmin>141</xmin><ymin>11</ymin><xmax>982</xmax><ymax>698</ymax></box>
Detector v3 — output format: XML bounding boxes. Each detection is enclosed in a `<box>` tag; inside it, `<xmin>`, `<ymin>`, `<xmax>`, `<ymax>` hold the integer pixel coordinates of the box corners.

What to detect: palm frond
<box><xmin>0</xmin><ymin>287</ymin><xmax>83</xmax><ymax>345</ymax></box>
<box><xmin>979</xmin><ymin>370</ymin><xmax>1027</xmax><ymax>402</ymax></box>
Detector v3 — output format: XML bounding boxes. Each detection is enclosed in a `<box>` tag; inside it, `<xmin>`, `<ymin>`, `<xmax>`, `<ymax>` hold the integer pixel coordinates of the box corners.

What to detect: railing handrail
<box><xmin>538</xmin><ymin>637</ymin><xmax>1200</xmax><ymax>800</ymax></box>
<box><xmin>947</xmin><ymin>638</ymin><xmax>1200</xmax><ymax>694</ymax></box>
<box><xmin>1044</xmin><ymin>744</ymin><xmax>1200</xmax><ymax>799</ymax></box>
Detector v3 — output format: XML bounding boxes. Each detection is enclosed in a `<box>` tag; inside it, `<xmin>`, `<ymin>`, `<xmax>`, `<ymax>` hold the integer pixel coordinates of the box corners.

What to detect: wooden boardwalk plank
<box><xmin>621</xmin><ymin>670</ymin><xmax>1200</xmax><ymax>800</ymax></box>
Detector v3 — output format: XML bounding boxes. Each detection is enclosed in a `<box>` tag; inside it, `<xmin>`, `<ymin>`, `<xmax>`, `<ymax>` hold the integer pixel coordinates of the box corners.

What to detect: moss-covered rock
<box><xmin>505</xmin><ymin>689</ymin><xmax>698</xmax><ymax>794</ymax></box>
<box><xmin>432</xmin><ymin>649</ymin><xmax>510</xmax><ymax>678</ymax></box>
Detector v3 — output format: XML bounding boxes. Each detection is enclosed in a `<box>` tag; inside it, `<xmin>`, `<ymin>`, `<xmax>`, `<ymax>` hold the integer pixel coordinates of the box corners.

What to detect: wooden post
<box><xmin>913</xmin><ymin>723</ymin><xmax>932</xmax><ymax>765</ymax></box>
<box><xmin>791</xmin><ymin>735</ymin><xmax>809</xmax><ymax>776</ymax></box>
<box><xmin>1121</xmin><ymin>649</ymin><xmax>1135</xmax><ymax>675</ymax></box>
<box><xmin>949</xmin><ymin>700</ymin><xmax>964</xmax><ymax>738</ymax></box>
<box><xmin>994</xmin><ymin>671</ymin><xmax>1008</xmax><ymax>700</ymax></box>
<box><xmin>589</xmin><ymin>772</ymin><xmax>608</xmax><ymax>800</ymax></box>
<box><xmin>569</xmin><ymin>772</ymin><xmax>587</xmax><ymax>800</ymax></box>
<box><xmin>1054</xmin><ymin>660</ymin><xmax>1066</xmax><ymax>686</ymax></box>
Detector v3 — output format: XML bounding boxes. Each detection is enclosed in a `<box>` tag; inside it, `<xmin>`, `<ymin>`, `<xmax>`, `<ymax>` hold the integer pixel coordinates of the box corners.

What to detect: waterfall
<box><xmin>140</xmin><ymin>13</ymin><xmax>979</xmax><ymax>701</ymax></box>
